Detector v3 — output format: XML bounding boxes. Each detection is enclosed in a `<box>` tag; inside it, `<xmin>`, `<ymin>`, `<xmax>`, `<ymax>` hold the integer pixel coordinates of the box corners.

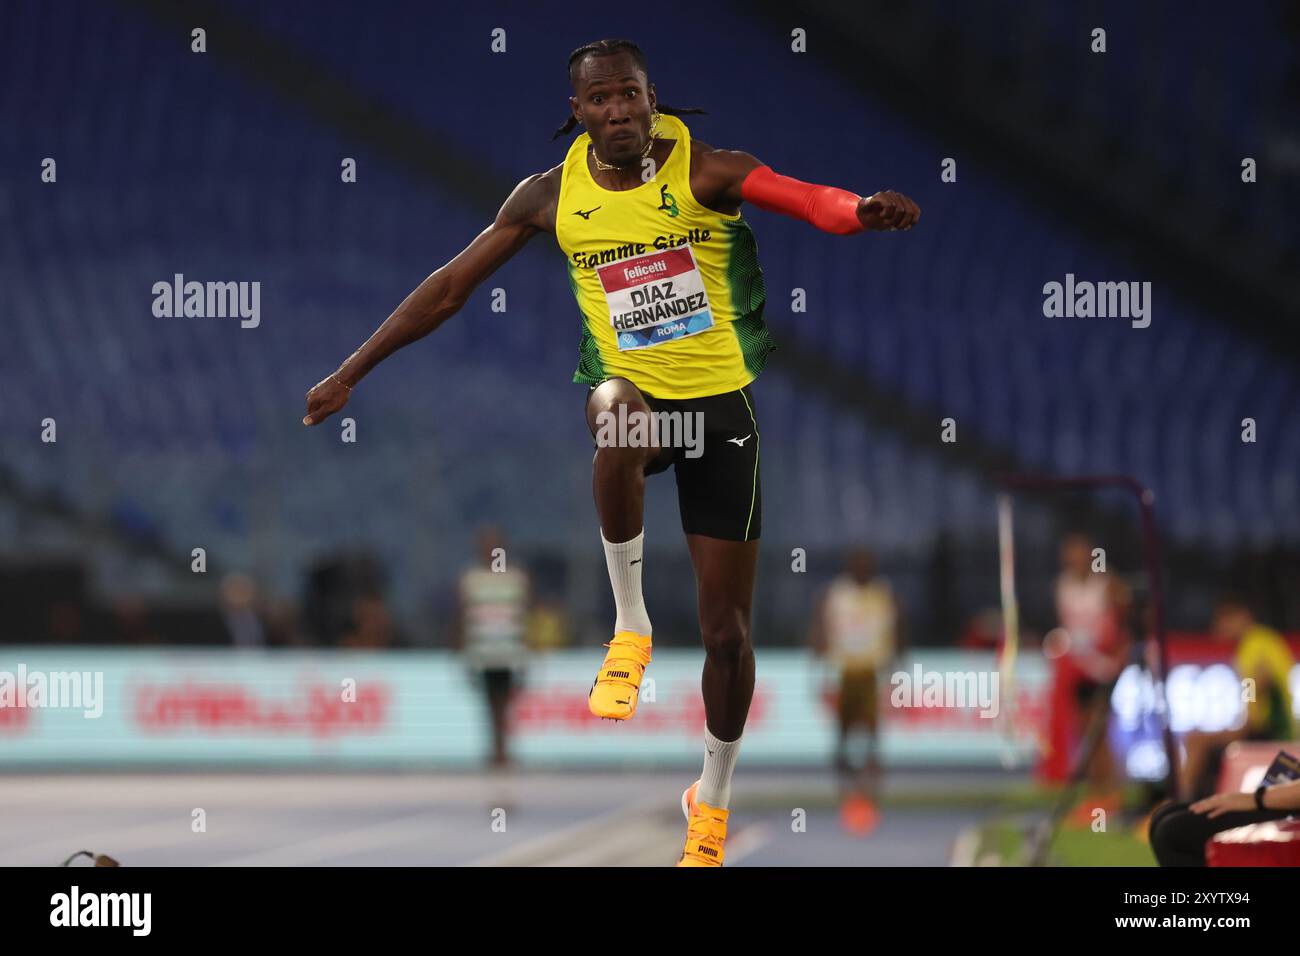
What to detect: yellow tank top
<box><xmin>1235</xmin><ymin>625</ymin><xmax>1296</xmax><ymax>737</ymax></box>
<box><xmin>555</xmin><ymin>113</ymin><xmax>774</xmax><ymax>400</ymax></box>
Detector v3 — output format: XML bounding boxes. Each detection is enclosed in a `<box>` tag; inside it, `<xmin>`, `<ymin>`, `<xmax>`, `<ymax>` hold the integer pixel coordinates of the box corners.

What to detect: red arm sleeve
<box><xmin>739</xmin><ymin>165</ymin><xmax>865</xmax><ymax>235</ymax></box>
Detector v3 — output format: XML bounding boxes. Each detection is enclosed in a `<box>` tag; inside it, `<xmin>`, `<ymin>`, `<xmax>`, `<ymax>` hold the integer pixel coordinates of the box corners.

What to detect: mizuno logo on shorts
<box><xmin>727</xmin><ymin>434</ymin><xmax>752</xmax><ymax>447</ymax></box>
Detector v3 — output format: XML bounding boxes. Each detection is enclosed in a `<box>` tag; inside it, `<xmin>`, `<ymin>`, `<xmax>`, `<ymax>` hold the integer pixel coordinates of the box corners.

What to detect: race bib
<box><xmin>596</xmin><ymin>245</ymin><xmax>714</xmax><ymax>351</ymax></box>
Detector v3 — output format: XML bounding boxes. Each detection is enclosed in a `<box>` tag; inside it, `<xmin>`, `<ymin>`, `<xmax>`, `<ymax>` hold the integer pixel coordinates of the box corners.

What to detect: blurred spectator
<box><xmin>219</xmin><ymin>572</ymin><xmax>265</xmax><ymax>648</ymax></box>
<box><xmin>110</xmin><ymin>595</ymin><xmax>162</xmax><ymax>644</ymax></box>
<box><xmin>48</xmin><ymin>600</ymin><xmax>84</xmax><ymax>643</ymax></box>
<box><xmin>957</xmin><ymin>608</ymin><xmax>1004</xmax><ymax>651</ymax></box>
<box><xmin>339</xmin><ymin>594</ymin><xmax>396</xmax><ymax>649</ymax></box>
<box><xmin>264</xmin><ymin>598</ymin><xmax>306</xmax><ymax>647</ymax></box>
<box><xmin>810</xmin><ymin>549</ymin><xmax>900</xmax><ymax>834</ymax></box>
<box><xmin>1178</xmin><ymin>597</ymin><xmax>1296</xmax><ymax>798</ymax></box>
<box><xmin>303</xmin><ymin>552</ymin><xmax>388</xmax><ymax>646</ymax></box>
<box><xmin>1047</xmin><ymin>532</ymin><xmax>1131</xmax><ymax>822</ymax></box>
<box><xmin>454</xmin><ymin>527</ymin><xmax>531</xmax><ymax>768</ymax></box>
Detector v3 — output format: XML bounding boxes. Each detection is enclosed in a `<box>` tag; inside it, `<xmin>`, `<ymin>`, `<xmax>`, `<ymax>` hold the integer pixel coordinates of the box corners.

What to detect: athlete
<box><xmin>1051</xmin><ymin>532</ymin><xmax>1130</xmax><ymax>824</ymax></box>
<box><xmin>454</xmin><ymin>526</ymin><xmax>531</xmax><ymax>768</ymax></box>
<box><xmin>1178</xmin><ymin>597</ymin><xmax>1295</xmax><ymax>799</ymax></box>
<box><xmin>809</xmin><ymin>549</ymin><xmax>900</xmax><ymax>834</ymax></box>
<box><xmin>302</xmin><ymin>39</ymin><xmax>920</xmax><ymax>866</ymax></box>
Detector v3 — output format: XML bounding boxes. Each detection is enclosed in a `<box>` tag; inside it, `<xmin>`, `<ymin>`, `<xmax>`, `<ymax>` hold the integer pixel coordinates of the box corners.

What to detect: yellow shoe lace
<box><xmin>597</xmin><ymin>634</ymin><xmax>652</xmax><ymax>688</ymax></box>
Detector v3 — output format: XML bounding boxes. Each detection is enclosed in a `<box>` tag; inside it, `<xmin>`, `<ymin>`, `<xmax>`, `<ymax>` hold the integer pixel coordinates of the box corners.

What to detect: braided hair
<box><xmin>550</xmin><ymin>38</ymin><xmax>706</xmax><ymax>141</ymax></box>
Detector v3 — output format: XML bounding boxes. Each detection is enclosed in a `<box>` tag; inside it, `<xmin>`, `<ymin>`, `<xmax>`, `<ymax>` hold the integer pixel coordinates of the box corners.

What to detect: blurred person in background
<box><xmin>1150</xmin><ymin>776</ymin><xmax>1300</xmax><ymax>867</ymax></box>
<box><xmin>110</xmin><ymin>595</ymin><xmax>163</xmax><ymax>644</ymax></box>
<box><xmin>48</xmin><ymin>600</ymin><xmax>84</xmax><ymax>644</ymax></box>
<box><xmin>453</xmin><ymin>527</ymin><xmax>531</xmax><ymax>768</ymax></box>
<box><xmin>303</xmin><ymin>552</ymin><xmax>390</xmax><ymax>646</ymax></box>
<box><xmin>339</xmin><ymin>594</ymin><xmax>397</xmax><ymax>649</ymax></box>
<box><xmin>264</xmin><ymin>598</ymin><xmax>307</xmax><ymax>648</ymax></box>
<box><xmin>1050</xmin><ymin>532</ymin><xmax>1131</xmax><ymax>825</ymax></box>
<box><xmin>1178</xmin><ymin>597</ymin><xmax>1296</xmax><ymax>799</ymax></box>
<box><xmin>957</xmin><ymin>608</ymin><xmax>1003</xmax><ymax>651</ymax></box>
<box><xmin>219</xmin><ymin>572</ymin><xmax>266</xmax><ymax>648</ymax></box>
<box><xmin>810</xmin><ymin>549</ymin><xmax>900</xmax><ymax>835</ymax></box>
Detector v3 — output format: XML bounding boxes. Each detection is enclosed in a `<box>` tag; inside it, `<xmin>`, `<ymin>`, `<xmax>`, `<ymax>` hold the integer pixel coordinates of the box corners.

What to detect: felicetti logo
<box><xmin>130</xmin><ymin>679</ymin><xmax>390</xmax><ymax>737</ymax></box>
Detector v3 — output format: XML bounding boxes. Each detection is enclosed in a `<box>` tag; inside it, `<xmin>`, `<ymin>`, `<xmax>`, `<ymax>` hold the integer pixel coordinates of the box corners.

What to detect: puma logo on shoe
<box><xmin>726</xmin><ymin>435</ymin><xmax>752</xmax><ymax>447</ymax></box>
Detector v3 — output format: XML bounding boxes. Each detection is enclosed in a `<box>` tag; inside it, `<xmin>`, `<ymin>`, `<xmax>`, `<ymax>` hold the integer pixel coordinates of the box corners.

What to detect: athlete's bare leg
<box><xmin>584</xmin><ymin>378</ymin><xmax>665</xmax><ymax>721</ymax></box>
<box><xmin>585</xmin><ymin>378</ymin><xmax>666</xmax><ymax>539</ymax></box>
<box><xmin>863</xmin><ymin>715</ymin><xmax>882</xmax><ymax>802</ymax></box>
<box><xmin>837</xmin><ymin>715</ymin><xmax>880</xmax><ymax>802</ymax></box>
<box><xmin>686</xmin><ymin>534</ymin><xmax>758</xmax><ymax>740</ymax></box>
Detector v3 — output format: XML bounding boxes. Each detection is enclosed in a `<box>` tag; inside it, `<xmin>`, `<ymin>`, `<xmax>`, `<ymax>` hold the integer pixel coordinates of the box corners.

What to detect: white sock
<box><xmin>697</xmin><ymin>728</ymin><xmax>742</xmax><ymax>809</ymax></box>
<box><xmin>601</xmin><ymin>530</ymin><xmax>652</xmax><ymax>636</ymax></box>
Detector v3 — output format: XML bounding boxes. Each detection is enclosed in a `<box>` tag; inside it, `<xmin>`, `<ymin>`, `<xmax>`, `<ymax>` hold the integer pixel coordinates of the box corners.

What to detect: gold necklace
<box><xmin>590</xmin><ymin>112</ymin><xmax>661</xmax><ymax>172</ymax></box>
<box><xmin>590</xmin><ymin>137</ymin><xmax>656</xmax><ymax>171</ymax></box>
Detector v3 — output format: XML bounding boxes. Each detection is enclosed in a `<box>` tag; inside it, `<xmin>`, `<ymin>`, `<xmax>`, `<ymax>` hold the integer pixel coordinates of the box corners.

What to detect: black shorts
<box><xmin>586</xmin><ymin>380</ymin><xmax>762</xmax><ymax>541</ymax></box>
<box><xmin>481</xmin><ymin>668</ymin><xmax>514</xmax><ymax>704</ymax></box>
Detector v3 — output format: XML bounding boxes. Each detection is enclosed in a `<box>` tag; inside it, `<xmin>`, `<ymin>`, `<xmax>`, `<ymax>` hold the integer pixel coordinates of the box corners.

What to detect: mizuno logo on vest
<box><xmin>572</xmin><ymin>206</ymin><xmax>601</xmax><ymax>219</ymax></box>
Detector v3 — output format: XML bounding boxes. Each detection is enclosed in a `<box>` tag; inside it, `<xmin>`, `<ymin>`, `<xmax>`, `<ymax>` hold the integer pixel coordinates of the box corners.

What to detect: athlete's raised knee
<box><xmin>587</xmin><ymin>377</ymin><xmax>649</xmax><ymax>427</ymax></box>
<box><xmin>587</xmin><ymin>378</ymin><xmax>661</xmax><ymax>463</ymax></box>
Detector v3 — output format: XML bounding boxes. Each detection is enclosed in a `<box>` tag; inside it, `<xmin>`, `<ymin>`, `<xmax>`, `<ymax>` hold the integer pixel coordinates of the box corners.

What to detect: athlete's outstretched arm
<box><xmin>692</xmin><ymin>145</ymin><xmax>920</xmax><ymax>234</ymax></box>
<box><xmin>303</xmin><ymin>169</ymin><xmax>558</xmax><ymax>425</ymax></box>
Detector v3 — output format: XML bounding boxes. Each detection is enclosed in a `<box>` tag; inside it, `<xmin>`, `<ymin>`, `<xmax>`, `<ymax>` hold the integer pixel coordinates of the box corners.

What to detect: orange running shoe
<box><xmin>676</xmin><ymin>779</ymin><xmax>728</xmax><ymax>867</ymax></box>
<box><xmin>587</xmin><ymin>631</ymin><xmax>652</xmax><ymax>721</ymax></box>
<box><xmin>840</xmin><ymin>794</ymin><xmax>879</xmax><ymax>835</ymax></box>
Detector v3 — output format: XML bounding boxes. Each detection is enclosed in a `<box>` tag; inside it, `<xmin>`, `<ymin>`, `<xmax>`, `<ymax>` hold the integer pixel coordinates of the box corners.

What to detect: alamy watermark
<box><xmin>890</xmin><ymin>664</ymin><xmax>999</xmax><ymax>718</ymax></box>
<box><xmin>1042</xmin><ymin>273</ymin><xmax>1151</xmax><ymax>328</ymax></box>
<box><xmin>0</xmin><ymin>665</ymin><xmax>104</xmax><ymax>718</ymax></box>
<box><xmin>50</xmin><ymin>886</ymin><xmax>150</xmax><ymax>936</ymax></box>
<box><xmin>152</xmin><ymin>273</ymin><xmax>260</xmax><ymax>328</ymax></box>
<box><xmin>594</xmin><ymin>405</ymin><xmax>705</xmax><ymax>459</ymax></box>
